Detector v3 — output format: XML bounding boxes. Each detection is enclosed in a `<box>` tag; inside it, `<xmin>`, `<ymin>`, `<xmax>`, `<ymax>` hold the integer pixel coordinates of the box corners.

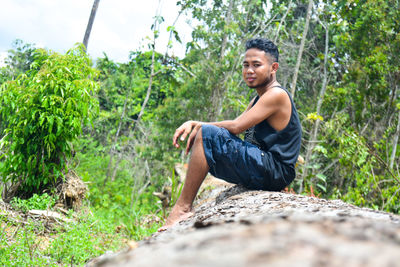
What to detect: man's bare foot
<box><xmin>158</xmin><ymin>204</ymin><xmax>194</xmax><ymax>232</ymax></box>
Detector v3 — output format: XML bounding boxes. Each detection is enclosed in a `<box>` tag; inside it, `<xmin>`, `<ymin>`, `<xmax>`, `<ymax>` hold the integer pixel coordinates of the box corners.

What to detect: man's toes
<box><xmin>157</xmin><ymin>226</ymin><xmax>168</xmax><ymax>232</ymax></box>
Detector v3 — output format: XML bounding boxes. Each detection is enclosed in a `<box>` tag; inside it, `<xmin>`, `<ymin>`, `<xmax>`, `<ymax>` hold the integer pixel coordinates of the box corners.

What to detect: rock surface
<box><xmin>87</xmin><ymin>184</ymin><xmax>400</xmax><ymax>267</ymax></box>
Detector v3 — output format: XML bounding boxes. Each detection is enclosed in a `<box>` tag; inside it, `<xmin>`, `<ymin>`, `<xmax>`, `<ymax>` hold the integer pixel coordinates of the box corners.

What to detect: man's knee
<box><xmin>201</xmin><ymin>124</ymin><xmax>221</xmax><ymax>140</ymax></box>
<box><xmin>194</xmin><ymin>125</ymin><xmax>203</xmax><ymax>143</ymax></box>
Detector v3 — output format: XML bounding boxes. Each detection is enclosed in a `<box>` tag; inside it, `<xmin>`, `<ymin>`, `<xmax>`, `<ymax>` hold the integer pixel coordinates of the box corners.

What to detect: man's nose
<box><xmin>246</xmin><ymin>67</ymin><xmax>255</xmax><ymax>73</ymax></box>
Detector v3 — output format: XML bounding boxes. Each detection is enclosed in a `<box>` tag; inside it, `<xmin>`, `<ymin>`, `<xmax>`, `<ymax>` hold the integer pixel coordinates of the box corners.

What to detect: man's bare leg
<box><xmin>159</xmin><ymin>128</ymin><xmax>209</xmax><ymax>231</ymax></box>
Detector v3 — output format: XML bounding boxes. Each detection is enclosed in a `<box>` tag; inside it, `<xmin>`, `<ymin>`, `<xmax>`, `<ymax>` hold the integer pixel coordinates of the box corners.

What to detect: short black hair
<box><xmin>245</xmin><ymin>38</ymin><xmax>279</xmax><ymax>62</ymax></box>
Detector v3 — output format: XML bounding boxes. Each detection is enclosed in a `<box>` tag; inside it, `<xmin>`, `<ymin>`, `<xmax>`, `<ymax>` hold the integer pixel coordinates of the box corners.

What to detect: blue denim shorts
<box><xmin>202</xmin><ymin>124</ymin><xmax>294</xmax><ymax>191</ymax></box>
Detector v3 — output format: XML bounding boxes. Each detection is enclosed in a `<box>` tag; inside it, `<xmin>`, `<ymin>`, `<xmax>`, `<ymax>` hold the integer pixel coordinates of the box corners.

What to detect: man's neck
<box><xmin>256</xmin><ymin>79</ymin><xmax>280</xmax><ymax>97</ymax></box>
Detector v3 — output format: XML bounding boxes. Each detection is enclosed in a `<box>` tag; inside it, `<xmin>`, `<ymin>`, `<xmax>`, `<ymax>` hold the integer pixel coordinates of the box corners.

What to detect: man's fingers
<box><xmin>172</xmin><ymin>128</ymin><xmax>184</xmax><ymax>147</ymax></box>
<box><xmin>185</xmin><ymin>130</ymin><xmax>197</xmax><ymax>154</ymax></box>
<box><xmin>173</xmin><ymin>121</ymin><xmax>198</xmax><ymax>149</ymax></box>
<box><xmin>180</xmin><ymin>128</ymin><xmax>192</xmax><ymax>142</ymax></box>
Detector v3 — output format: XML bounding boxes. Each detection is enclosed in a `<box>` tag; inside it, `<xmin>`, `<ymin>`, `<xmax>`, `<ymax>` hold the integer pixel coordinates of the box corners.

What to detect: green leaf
<box><xmin>316</xmin><ymin>173</ymin><xmax>326</xmax><ymax>182</ymax></box>
<box><xmin>316</xmin><ymin>184</ymin><xmax>327</xmax><ymax>193</ymax></box>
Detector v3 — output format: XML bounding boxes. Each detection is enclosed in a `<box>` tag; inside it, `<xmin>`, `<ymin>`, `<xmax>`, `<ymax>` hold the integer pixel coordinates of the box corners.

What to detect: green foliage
<box><xmin>0</xmin><ymin>44</ymin><xmax>99</xmax><ymax>196</ymax></box>
<box><xmin>0</xmin><ymin>39</ymin><xmax>37</xmax><ymax>83</ymax></box>
<box><xmin>73</xmin><ymin>134</ymin><xmax>163</xmax><ymax>240</ymax></box>
<box><xmin>10</xmin><ymin>193</ymin><xmax>56</xmax><ymax>212</ymax></box>
<box><xmin>312</xmin><ymin>0</ymin><xmax>400</xmax><ymax>212</ymax></box>
<box><xmin>174</xmin><ymin>0</ymin><xmax>272</xmax><ymax>121</ymax></box>
<box><xmin>2</xmin><ymin>1</ymin><xmax>400</xmax><ymax>265</ymax></box>
<box><xmin>0</xmin><ymin>210</ymin><xmax>127</xmax><ymax>266</ymax></box>
<box><xmin>96</xmin><ymin>50</ymin><xmax>178</xmax><ymax>115</ymax></box>
<box><xmin>47</xmin><ymin>212</ymin><xmax>125</xmax><ymax>265</ymax></box>
<box><xmin>282</xmin><ymin>0</ymin><xmax>400</xmax><ymax>214</ymax></box>
<box><xmin>0</xmin><ymin>40</ymin><xmax>38</xmax><ymax>136</ymax></box>
<box><xmin>310</xmin><ymin>112</ymin><xmax>400</xmax><ymax>213</ymax></box>
<box><xmin>0</xmin><ymin>218</ymin><xmax>57</xmax><ymax>266</ymax></box>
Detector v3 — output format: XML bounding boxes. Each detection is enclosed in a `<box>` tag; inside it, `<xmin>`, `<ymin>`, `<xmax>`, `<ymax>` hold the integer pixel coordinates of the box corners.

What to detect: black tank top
<box><xmin>244</xmin><ymin>87</ymin><xmax>302</xmax><ymax>167</ymax></box>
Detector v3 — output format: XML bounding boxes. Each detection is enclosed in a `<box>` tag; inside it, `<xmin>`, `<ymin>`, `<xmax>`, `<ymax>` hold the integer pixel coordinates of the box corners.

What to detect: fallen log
<box><xmin>87</xmin><ymin>180</ymin><xmax>400</xmax><ymax>267</ymax></box>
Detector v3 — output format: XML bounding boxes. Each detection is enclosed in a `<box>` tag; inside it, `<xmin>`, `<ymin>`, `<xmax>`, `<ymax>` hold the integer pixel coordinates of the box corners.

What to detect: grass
<box><xmin>1</xmin><ymin>215</ymin><xmax>58</xmax><ymax>266</ymax></box>
<box><xmin>0</xmin><ymin>203</ymin><xmax>161</xmax><ymax>266</ymax></box>
<box><xmin>0</xmin><ymin>138</ymin><xmax>168</xmax><ymax>266</ymax></box>
<box><xmin>47</xmin><ymin>211</ymin><xmax>124</xmax><ymax>265</ymax></box>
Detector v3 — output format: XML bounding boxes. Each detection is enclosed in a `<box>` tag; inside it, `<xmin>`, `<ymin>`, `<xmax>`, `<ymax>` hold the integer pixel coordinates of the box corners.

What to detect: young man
<box><xmin>160</xmin><ymin>38</ymin><xmax>301</xmax><ymax>230</ymax></box>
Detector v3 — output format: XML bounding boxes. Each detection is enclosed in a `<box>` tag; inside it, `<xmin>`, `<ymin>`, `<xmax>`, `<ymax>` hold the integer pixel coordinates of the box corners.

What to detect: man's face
<box><xmin>242</xmin><ymin>48</ymin><xmax>277</xmax><ymax>89</ymax></box>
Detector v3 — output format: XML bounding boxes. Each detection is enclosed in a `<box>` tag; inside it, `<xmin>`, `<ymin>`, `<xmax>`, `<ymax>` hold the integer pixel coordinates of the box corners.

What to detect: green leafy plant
<box><xmin>11</xmin><ymin>193</ymin><xmax>56</xmax><ymax>212</ymax></box>
<box><xmin>0</xmin><ymin>44</ymin><xmax>99</xmax><ymax>197</ymax></box>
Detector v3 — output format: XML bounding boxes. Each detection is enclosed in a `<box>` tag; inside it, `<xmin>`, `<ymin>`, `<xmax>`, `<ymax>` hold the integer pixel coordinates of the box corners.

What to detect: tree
<box><xmin>0</xmin><ymin>39</ymin><xmax>37</xmax><ymax>83</ymax></box>
<box><xmin>295</xmin><ymin>0</ymin><xmax>400</xmax><ymax>211</ymax></box>
<box><xmin>83</xmin><ymin>0</ymin><xmax>101</xmax><ymax>50</ymax></box>
<box><xmin>290</xmin><ymin>0</ymin><xmax>313</xmax><ymax>98</ymax></box>
<box><xmin>172</xmin><ymin>0</ymin><xmax>282</xmax><ymax>122</ymax></box>
<box><xmin>0</xmin><ymin>44</ymin><xmax>99</xmax><ymax>199</ymax></box>
<box><xmin>299</xmin><ymin>9</ymin><xmax>330</xmax><ymax>193</ymax></box>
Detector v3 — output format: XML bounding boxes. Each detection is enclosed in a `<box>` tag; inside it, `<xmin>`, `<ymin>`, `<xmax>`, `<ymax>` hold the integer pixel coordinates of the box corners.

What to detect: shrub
<box><xmin>0</xmin><ymin>44</ymin><xmax>99</xmax><ymax>197</ymax></box>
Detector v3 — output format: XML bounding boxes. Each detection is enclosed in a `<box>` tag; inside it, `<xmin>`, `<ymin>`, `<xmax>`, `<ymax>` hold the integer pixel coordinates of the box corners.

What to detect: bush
<box><xmin>0</xmin><ymin>44</ymin><xmax>99</xmax><ymax>197</ymax></box>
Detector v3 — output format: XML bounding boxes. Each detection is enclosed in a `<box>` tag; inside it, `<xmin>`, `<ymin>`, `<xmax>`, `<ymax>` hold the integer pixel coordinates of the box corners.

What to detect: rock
<box><xmin>87</xmin><ymin>184</ymin><xmax>400</xmax><ymax>267</ymax></box>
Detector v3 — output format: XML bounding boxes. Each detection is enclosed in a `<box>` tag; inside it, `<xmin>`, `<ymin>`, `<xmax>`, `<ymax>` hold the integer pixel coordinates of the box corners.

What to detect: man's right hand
<box><xmin>172</xmin><ymin>121</ymin><xmax>201</xmax><ymax>154</ymax></box>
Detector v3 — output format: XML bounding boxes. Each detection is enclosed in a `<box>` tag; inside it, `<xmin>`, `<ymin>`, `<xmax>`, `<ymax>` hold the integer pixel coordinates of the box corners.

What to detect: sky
<box><xmin>0</xmin><ymin>0</ymin><xmax>193</xmax><ymax>66</ymax></box>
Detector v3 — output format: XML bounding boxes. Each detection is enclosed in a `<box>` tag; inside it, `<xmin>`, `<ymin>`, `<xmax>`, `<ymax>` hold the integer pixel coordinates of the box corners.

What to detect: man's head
<box><xmin>245</xmin><ymin>38</ymin><xmax>279</xmax><ymax>63</ymax></box>
<box><xmin>243</xmin><ymin>38</ymin><xmax>279</xmax><ymax>90</ymax></box>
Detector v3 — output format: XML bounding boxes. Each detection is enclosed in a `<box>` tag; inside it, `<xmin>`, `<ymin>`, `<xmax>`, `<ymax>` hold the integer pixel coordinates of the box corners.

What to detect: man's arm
<box><xmin>172</xmin><ymin>97</ymin><xmax>257</xmax><ymax>152</ymax></box>
<box><xmin>174</xmin><ymin>88</ymin><xmax>289</xmax><ymax>153</ymax></box>
<box><xmin>172</xmin><ymin>97</ymin><xmax>256</xmax><ymax>147</ymax></box>
<box><xmin>209</xmin><ymin>88</ymin><xmax>289</xmax><ymax>134</ymax></box>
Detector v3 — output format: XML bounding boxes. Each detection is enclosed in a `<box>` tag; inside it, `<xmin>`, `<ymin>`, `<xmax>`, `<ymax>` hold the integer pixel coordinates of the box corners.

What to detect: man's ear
<box><xmin>271</xmin><ymin>62</ymin><xmax>279</xmax><ymax>73</ymax></box>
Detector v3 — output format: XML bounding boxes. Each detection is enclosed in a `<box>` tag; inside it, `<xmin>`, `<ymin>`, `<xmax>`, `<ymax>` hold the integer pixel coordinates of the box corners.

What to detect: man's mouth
<box><xmin>246</xmin><ymin>77</ymin><xmax>256</xmax><ymax>82</ymax></box>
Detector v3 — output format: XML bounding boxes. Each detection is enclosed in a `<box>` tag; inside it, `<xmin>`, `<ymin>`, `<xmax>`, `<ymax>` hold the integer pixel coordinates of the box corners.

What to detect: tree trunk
<box><xmin>209</xmin><ymin>0</ymin><xmax>235</xmax><ymax>121</ymax></box>
<box><xmin>136</xmin><ymin>48</ymin><xmax>156</xmax><ymax>125</ymax></box>
<box><xmin>104</xmin><ymin>97</ymin><xmax>128</xmax><ymax>186</ymax></box>
<box><xmin>389</xmin><ymin>109</ymin><xmax>400</xmax><ymax>169</ymax></box>
<box><xmin>83</xmin><ymin>0</ymin><xmax>100</xmax><ymax>50</ymax></box>
<box><xmin>104</xmin><ymin>4</ymin><xmax>162</xmax><ymax>186</ymax></box>
<box><xmin>111</xmin><ymin>153</ymin><xmax>123</xmax><ymax>182</ymax></box>
<box><xmin>273</xmin><ymin>0</ymin><xmax>292</xmax><ymax>43</ymax></box>
<box><xmin>299</xmin><ymin>16</ymin><xmax>328</xmax><ymax>193</ymax></box>
<box><xmin>290</xmin><ymin>0</ymin><xmax>313</xmax><ymax>98</ymax></box>
<box><xmin>219</xmin><ymin>0</ymin><xmax>234</xmax><ymax>62</ymax></box>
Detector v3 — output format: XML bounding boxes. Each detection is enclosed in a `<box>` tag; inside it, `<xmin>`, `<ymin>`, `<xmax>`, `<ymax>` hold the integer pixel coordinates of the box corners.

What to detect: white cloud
<box><xmin>0</xmin><ymin>0</ymin><xmax>192</xmax><ymax>63</ymax></box>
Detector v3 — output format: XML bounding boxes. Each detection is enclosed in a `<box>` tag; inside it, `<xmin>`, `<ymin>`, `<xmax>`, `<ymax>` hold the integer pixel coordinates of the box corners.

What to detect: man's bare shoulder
<box><xmin>260</xmin><ymin>86</ymin><xmax>290</xmax><ymax>105</ymax></box>
<box><xmin>244</xmin><ymin>96</ymin><xmax>258</xmax><ymax>112</ymax></box>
